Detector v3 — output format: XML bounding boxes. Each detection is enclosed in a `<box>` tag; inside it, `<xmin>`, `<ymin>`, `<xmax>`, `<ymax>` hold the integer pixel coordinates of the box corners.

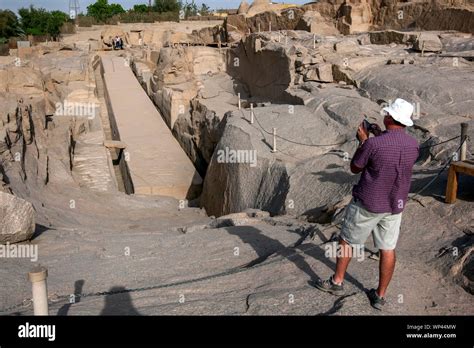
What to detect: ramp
<box><xmin>101</xmin><ymin>55</ymin><xmax>201</xmax><ymax>199</ymax></box>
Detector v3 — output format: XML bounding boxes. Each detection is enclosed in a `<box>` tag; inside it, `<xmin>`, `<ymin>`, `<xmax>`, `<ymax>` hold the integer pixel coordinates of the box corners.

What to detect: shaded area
<box><xmin>224</xmin><ymin>225</ymin><xmax>366</xmax><ymax>293</ymax></box>
<box><xmin>31</xmin><ymin>224</ymin><xmax>54</xmax><ymax>240</ymax></box>
<box><xmin>100</xmin><ymin>286</ymin><xmax>142</xmax><ymax>316</ymax></box>
<box><xmin>57</xmin><ymin>279</ymin><xmax>85</xmax><ymax>316</ymax></box>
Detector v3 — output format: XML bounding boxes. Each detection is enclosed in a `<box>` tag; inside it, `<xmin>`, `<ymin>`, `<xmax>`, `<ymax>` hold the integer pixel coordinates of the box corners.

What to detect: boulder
<box><xmin>296</xmin><ymin>10</ymin><xmax>339</xmax><ymax>36</ymax></box>
<box><xmin>247</xmin><ymin>0</ymin><xmax>274</xmax><ymax>17</ymax></box>
<box><xmin>101</xmin><ymin>27</ymin><xmax>127</xmax><ymax>47</ymax></box>
<box><xmin>192</xmin><ymin>26</ymin><xmax>224</xmax><ymax>45</ymax></box>
<box><xmin>336</xmin><ymin>0</ymin><xmax>372</xmax><ymax>34</ymax></box>
<box><xmin>304</xmin><ymin>63</ymin><xmax>333</xmax><ymax>82</ymax></box>
<box><xmin>369</xmin><ymin>30</ymin><xmax>418</xmax><ymax>45</ymax></box>
<box><xmin>413</xmin><ymin>33</ymin><xmax>443</xmax><ymax>52</ymax></box>
<box><xmin>0</xmin><ymin>192</ymin><xmax>35</xmax><ymax>244</ymax></box>
<box><xmin>334</xmin><ymin>39</ymin><xmax>359</xmax><ymax>54</ymax></box>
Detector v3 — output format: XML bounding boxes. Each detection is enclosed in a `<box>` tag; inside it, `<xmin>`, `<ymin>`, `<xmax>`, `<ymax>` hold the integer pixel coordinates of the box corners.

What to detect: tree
<box><xmin>182</xmin><ymin>0</ymin><xmax>198</xmax><ymax>18</ymax></box>
<box><xmin>18</xmin><ymin>6</ymin><xmax>68</xmax><ymax>38</ymax></box>
<box><xmin>0</xmin><ymin>10</ymin><xmax>23</xmax><ymax>39</ymax></box>
<box><xmin>46</xmin><ymin>11</ymin><xmax>69</xmax><ymax>37</ymax></box>
<box><xmin>199</xmin><ymin>3</ymin><xmax>210</xmax><ymax>16</ymax></box>
<box><xmin>154</xmin><ymin>0</ymin><xmax>180</xmax><ymax>13</ymax></box>
<box><xmin>132</xmin><ymin>4</ymin><xmax>149</xmax><ymax>13</ymax></box>
<box><xmin>87</xmin><ymin>0</ymin><xmax>126</xmax><ymax>22</ymax></box>
<box><xmin>109</xmin><ymin>3</ymin><xmax>126</xmax><ymax>16</ymax></box>
<box><xmin>87</xmin><ymin>0</ymin><xmax>110</xmax><ymax>22</ymax></box>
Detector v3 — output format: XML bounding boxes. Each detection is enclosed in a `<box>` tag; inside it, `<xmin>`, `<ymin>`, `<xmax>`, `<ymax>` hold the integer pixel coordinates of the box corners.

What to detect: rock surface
<box><xmin>413</xmin><ymin>33</ymin><xmax>443</xmax><ymax>52</ymax></box>
<box><xmin>0</xmin><ymin>6</ymin><xmax>473</xmax><ymax>317</ymax></box>
<box><xmin>0</xmin><ymin>192</ymin><xmax>35</xmax><ymax>244</ymax></box>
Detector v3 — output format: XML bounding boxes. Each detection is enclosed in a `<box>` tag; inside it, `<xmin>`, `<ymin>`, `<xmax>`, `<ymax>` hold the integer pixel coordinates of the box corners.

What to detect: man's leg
<box><xmin>333</xmin><ymin>238</ymin><xmax>353</xmax><ymax>284</ymax></box>
<box><xmin>373</xmin><ymin>213</ymin><xmax>402</xmax><ymax>299</ymax></box>
<box><xmin>377</xmin><ymin>249</ymin><xmax>396</xmax><ymax>297</ymax></box>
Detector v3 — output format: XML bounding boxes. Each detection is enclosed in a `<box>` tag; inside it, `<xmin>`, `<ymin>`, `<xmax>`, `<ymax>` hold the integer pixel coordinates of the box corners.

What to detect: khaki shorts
<box><xmin>340</xmin><ymin>199</ymin><xmax>402</xmax><ymax>250</ymax></box>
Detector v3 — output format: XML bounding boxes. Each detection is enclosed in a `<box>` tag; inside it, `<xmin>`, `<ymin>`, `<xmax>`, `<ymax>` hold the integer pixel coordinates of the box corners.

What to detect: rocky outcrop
<box><xmin>192</xmin><ymin>26</ymin><xmax>226</xmax><ymax>45</ymax></box>
<box><xmin>225</xmin><ymin>7</ymin><xmax>309</xmax><ymax>43</ymax></box>
<box><xmin>0</xmin><ymin>192</ymin><xmax>35</xmax><ymax>243</ymax></box>
<box><xmin>295</xmin><ymin>10</ymin><xmax>339</xmax><ymax>35</ymax></box>
<box><xmin>237</xmin><ymin>0</ymin><xmax>250</xmax><ymax>15</ymax></box>
<box><xmin>227</xmin><ymin>34</ymin><xmax>295</xmax><ymax>101</ymax></box>
<box><xmin>369</xmin><ymin>30</ymin><xmax>418</xmax><ymax>45</ymax></box>
<box><xmin>101</xmin><ymin>27</ymin><xmax>128</xmax><ymax>48</ymax></box>
<box><xmin>336</xmin><ymin>0</ymin><xmax>373</xmax><ymax>34</ymax></box>
<box><xmin>413</xmin><ymin>33</ymin><xmax>443</xmax><ymax>52</ymax></box>
<box><xmin>150</xmin><ymin>46</ymin><xmax>226</xmax><ymax>129</ymax></box>
<box><xmin>200</xmin><ymin>87</ymin><xmax>382</xmax><ymax>218</ymax></box>
<box><xmin>416</xmin><ymin>7</ymin><xmax>474</xmax><ymax>34</ymax></box>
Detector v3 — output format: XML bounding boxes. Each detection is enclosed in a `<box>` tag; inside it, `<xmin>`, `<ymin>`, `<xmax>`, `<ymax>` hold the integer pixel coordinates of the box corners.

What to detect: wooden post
<box><xmin>269</xmin><ymin>21</ymin><xmax>272</xmax><ymax>32</ymax></box>
<box><xmin>445</xmin><ymin>165</ymin><xmax>458</xmax><ymax>203</ymax></box>
<box><xmin>460</xmin><ymin>122</ymin><xmax>468</xmax><ymax>161</ymax></box>
<box><xmin>28</xmin><ymin>266</ymin><xmax>49</xmax><ymax>315</ymax></box>
<box><xmin>238</xmin><ymin>93</ymin><xmax>241</xmax><ymax>110</ymax></box>
<box><xmin>313</xmin><ymin>34</ymin><xmax>316</xmax><ymax>49</ymax></box>
<box><xmin>258</xmin><ymin>23</ymin><xmax>261</xmax><ymax>33</ymax></box>
<box><xmin>271</xmin><ymin>128</ymin><xmax>277</xmax><ymax>153</ymax></box>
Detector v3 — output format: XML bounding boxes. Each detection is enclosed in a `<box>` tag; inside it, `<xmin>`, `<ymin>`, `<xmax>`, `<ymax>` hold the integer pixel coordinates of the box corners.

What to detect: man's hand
<box><xmin>357</xmin><ymin>123</ymin><xmax>369</xmax><ymax>143</ymax></box>
<box><xmin>371</xmin><ymin>123</ymin><xmax>382</xmax><ymax>136</ymax></box>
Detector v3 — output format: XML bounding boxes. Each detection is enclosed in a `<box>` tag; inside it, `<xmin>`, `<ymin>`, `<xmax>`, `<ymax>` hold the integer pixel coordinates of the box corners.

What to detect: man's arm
<box><xmin>350</xmin><ymin>161</ymin><xmax>364</xmax><ymax>174</ymax></box>
<box><xmin>350</xmin><ymin>124</ymin><xmax>371</xmax><ymax>174</ymax></box>
<box><xmin>350</xmin><ymin>144</ymin><xmax>366</xmax><ymax>174</ymax></box>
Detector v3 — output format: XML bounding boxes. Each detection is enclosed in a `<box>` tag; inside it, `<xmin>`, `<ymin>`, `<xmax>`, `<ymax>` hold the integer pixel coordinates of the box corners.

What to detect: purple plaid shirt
<box><xmin>351</xmin><ymin>129</ymin><xmax>419</xmax><ymax>214</ymax></box>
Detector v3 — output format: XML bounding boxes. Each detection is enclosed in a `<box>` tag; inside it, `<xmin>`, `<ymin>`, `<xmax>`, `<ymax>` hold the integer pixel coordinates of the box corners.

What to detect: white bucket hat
<box><xmin>382</xmin><ymin>98</ymin><xmax>414</xmax><ymax>127</ymax></box>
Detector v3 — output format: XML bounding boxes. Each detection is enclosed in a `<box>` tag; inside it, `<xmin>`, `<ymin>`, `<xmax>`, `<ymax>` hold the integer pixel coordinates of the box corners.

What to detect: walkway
<box><xmin>101</xmin><ymin>55</ymin><xmax>201</xmax><ymax>199</ymax></box>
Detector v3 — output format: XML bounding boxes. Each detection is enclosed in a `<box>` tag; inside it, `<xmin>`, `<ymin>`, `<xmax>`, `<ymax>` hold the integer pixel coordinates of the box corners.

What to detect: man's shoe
<box><xmin>368</xmin><ymin>288</ymin><xmax>386</xmax><ymax>310</ymax></box>
<box><xmin>312</xmin><ymin>276</ymin><xmax>345</xmax><ymax>296</ymax></box>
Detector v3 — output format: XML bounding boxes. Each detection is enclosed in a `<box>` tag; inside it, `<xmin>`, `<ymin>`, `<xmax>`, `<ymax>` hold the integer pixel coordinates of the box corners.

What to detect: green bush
<box><xmin>0</xmin><ymin>10</ymin><xmax>23</xmax><ymax>38</ymax></box>
<box><xmin>87</xmin><ymin>0</ymin><xmax>125</xmax><ymax>23</ymax></box>
<box><xmin>154</xmin><ymin>0</ymin><xmax>180</xmax><ymax>13</ymax></box>
<box><xmin>119</xmin><ymin>11</ymin><xmax>179</xmax><ymax>23</ymax></box>
<box><xmin>18</xmin><ymin>6</ymin><xmax>69</xmax><ymax>38</ymax></box>
<box><xmin>132</xmin><ymin>4</ymin><xmax>149</xmax><ymax>13</ymax></box>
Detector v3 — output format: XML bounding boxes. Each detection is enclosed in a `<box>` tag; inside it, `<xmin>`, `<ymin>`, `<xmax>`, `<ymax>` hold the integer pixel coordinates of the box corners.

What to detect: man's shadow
<box><xmin>57</xmin><ymin>279</ymin><xmax>85</xmax><ymax>316</ymax></box>
<box><xmin>100</xmin><ymin>286</ymin><xmax>141</xmax><ymax>316</ymax></box>
<box><xmin>224</xmin><ymin>225</ymin><xmax>366</xmax><ymax>292</ymax></box>
<box><xmin>58</xmin><ymin>281</ymin><xmax>142</xmax><ymax>315</ymax></box>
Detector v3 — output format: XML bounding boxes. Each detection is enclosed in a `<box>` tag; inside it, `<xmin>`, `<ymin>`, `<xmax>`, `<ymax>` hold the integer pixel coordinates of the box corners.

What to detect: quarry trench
<box><xmin>1</xmin><ymin>7</ymin><xmax>474</xmax><ymax>315</ymax></box>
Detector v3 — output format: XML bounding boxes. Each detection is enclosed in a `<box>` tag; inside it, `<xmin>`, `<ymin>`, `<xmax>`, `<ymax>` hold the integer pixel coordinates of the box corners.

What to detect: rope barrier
<box><xmin>419</xmin><ymin>135</ymin><xmax>461</xmax><ymax>150</ymax></box>
<box><xmin>409</xmin><ymin>137</ymin><xmax>468</xmax><ymax>201</ymax></box>
<box><xmin>248</xmin><ymin>109</ymin><xmax>354</xmax><ymax>147</ymax></box>
<box><xmin>243</xmin><ymin>107</ymin><xmax>464</xmax><ymax>150</ymax></box>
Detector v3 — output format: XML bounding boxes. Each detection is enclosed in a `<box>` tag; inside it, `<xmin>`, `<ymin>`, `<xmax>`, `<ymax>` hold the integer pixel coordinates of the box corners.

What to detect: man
<box><xmin>314</xmin><ymin>98</ymin><xmax>419</xmax><ymax>310</ymax></box>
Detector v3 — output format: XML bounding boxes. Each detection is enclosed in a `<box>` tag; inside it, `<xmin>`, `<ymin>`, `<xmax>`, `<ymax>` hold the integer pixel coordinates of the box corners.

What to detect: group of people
<box><xmin>113</xmin><ymin>36</ymin><xmax>123</xmax><ymax>50</ymax></box>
